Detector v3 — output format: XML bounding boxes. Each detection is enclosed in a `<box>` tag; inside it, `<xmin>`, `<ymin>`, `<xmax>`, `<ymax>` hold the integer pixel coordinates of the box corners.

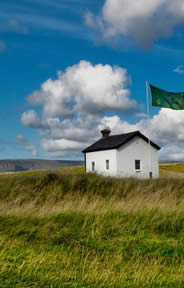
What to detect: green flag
<box><xmin>150</xmin><ymin>84</ymin><xmax>184</xmax><ymax>110</ymax></box>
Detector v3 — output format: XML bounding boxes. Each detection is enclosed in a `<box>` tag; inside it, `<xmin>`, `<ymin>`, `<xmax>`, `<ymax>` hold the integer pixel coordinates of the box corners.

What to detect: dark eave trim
<box><xmin>82</xmin><ymin>146</ymin><xmax>117</xmax><ymax>154</ymax></box>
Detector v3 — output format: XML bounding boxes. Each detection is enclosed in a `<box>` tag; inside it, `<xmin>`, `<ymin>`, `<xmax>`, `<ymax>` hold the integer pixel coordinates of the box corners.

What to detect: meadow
<box><xmin>0</xmin><ymin>165</ymin><xmax>184</xmax><ymax>287</ymax></box>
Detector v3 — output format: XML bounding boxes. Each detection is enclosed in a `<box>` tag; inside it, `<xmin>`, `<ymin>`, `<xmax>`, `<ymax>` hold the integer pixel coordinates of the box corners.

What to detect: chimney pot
<box><xmin>101</xmin><ymin>129</ymin><xmax>111</xmax><ymax>139</ymax></box>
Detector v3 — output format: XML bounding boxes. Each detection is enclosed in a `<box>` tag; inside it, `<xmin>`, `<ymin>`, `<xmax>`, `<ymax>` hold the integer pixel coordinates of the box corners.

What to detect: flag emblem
<box><xmin>150</xmin><ymin>84</ymin><xmax>184</xmax><ymax>110</ymax></box>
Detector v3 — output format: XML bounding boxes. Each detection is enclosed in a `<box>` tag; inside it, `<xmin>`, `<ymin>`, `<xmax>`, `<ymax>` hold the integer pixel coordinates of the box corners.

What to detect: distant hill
<box><xmin>0</xmin><ymin>159</ymin><xmax>84</xmax><ymax>172</ymax></box>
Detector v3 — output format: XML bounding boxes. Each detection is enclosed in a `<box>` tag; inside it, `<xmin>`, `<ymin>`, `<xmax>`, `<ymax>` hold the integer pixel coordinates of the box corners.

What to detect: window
<box><xmin>106</xmin><ymin>160</ymin><xmax>109</xmax><ymax>170</ymax></box>
<box><xmin>135</xmin><ymin>160</ymin><xmax>141</xmax><ymax>171</ymax></box>
<box><xmin>92</xmin><ymin>162</ymin><xmax>95</xmax><ymax>172</ymax></box>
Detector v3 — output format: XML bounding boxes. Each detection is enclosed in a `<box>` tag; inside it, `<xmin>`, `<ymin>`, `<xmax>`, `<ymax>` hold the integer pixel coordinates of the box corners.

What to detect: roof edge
<box><xmin>82</xmin><ymin>130</ymin><xmax>161</xmax><ymax>153</ymax></box>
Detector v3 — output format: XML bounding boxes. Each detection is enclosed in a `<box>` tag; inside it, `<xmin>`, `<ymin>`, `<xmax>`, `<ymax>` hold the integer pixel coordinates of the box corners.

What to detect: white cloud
<box><xmin>21</xmin><ymin>105</ymin><xmax>184</xmax><ymax>160</ymax></box>
<box><xmin>39</xmin><ymin>114</ymin><xmax>138</xmax><ymax>157</ymax></box>
<box><xmin>21</xmin><ymin>110</ymin><xmax>43</xmax><ymax>128</ymax></box>
<box><xmin>42</xmin><ymin>138</ymin><xmax>85</xmax><ymax>155</ymax></box>
<box><xmin>0</xmin><ymin>9</ymin><xmax>86</xmax><ymax>39</ymax></box>
<box><xmin>21</xmin><ymin>61</ymin><xmax>138</xmax><ymax>157</ymax></box>
<box><xmin>174</xmin><ymin>65</ymin><xmax>184</xmax><ymax>75</ymax></box>
<box><xmin>39</xmin><ymin>115</ymin><xmax>101</xmax><ymax>143</ymax></box>
<box><xmin>21</xmin><ymin>60</ymin><xmax>184</xmax><ymax>161</ymax></box>
<box><xmin>98</xmin><ymin>109</ymin><xmax>184</xmax><ymax>162</ymax></box>
<box><xmin>159</xmin><ymin>145</ymin><xmax>184</xmax><ymax>162</ymax></box>
<box><xmin>150</xmin><ymin>109</ymin><xmax>184</xmax><ymax>146</ymax></box>
<box><xmin>24</xmin><ymin>144</ymin><xmax>38</xmax><ymax>157</ymax></box>
<box><xmin>86</xmin><ymin>0</ymin><xmax>184</xmax><ymax>48</ymax></box>
<box><xmin>99</xmin><ymin>115</ymin><xmax>138</xmax><ymax>135</ymax></box>
<box><xmin>28</xmin><ymin>60</ymin><xmax>136</xmax><ymax>118</ymax></box>
<box><xmin>138</xmin><ymin>109</ymin><xmax>184</xmax><ymax>161</ymax></box>
<box><xmin>16</xmin><ymin>134</ymin><xmax>38</xmax><ymax>157</ymax></box>
<box><xmin>0</xmin><ymin>40</ymin><xmax>6</xmax><ymax>52</ymax></box>
<box><xmin>136</xmin><ymin>113</ymin><xmax>147</xmax><ymax>118</ymax></box>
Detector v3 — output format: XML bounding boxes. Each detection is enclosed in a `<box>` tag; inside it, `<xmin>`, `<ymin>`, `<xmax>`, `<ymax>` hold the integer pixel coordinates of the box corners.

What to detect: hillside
<box><xmin>160</xmin><ymin>163</ymin><xmax>184</xmax><ymax>177</ymax></box>
<box><xmin>0</xmin><ymin>159</ymin><xmax>83</xmax><ymax>172</ymax></box>
<box><xmin>0</xmin><ymin>168</ymin><xmax>184</xmax><ymax>287</ymax></box>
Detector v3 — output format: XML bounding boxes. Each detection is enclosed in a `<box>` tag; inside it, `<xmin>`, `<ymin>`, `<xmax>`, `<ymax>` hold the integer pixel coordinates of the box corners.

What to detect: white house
<box><xmin>82</xmin><ymin>129</ymin><xmax>161</xmax><ymax>179</ymax></box>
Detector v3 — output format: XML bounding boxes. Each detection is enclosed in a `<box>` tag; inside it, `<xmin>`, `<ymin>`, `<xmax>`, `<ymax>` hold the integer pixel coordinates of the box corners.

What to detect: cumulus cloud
<box><xmin>27</xmin><ymin>60</ymin><xmax>136</xmax><ymax>118</ymax></box>
<box><xmin>22</xmin><ymin>104</ymin><xmax>184</xmax><ymax>161</ymax></box>
<box><xmin>159</xmin><ymin>145</ymin><xmax>184</xmax><ymax>162</ymax></box>
<box><xmin>138</xmin><ymin>109</ymin><xmax>184</xmax><ymax>161</ymax></box>
<box><xmin>150</xmin><ymin>109</ymin><xmax>184</xmax><ymax>145</ymax></box>
<box><xmin>97</xmin><ymin>109</ymin><xmax>184</xmax><ymax>162</ymax></box>
<box><xmin>21</xmin><ymin>61</ymin><xmax>138</xmax><ymax>157</ymax></box>
<box><xmin>21</xmin><ymin>110</ymin><xmax>43</xmax><ymax>128</ymax></box>
<box><xmin>40</xmin><ymin>115</ymin><xmax>137</xmax><ymax>157</ymax></box>
<box><xmin>85</xmin><ymin>0</ymin><xmax>184</xmax><ymax>48</ymax></box>
<box><xmin>21</xmin><ymin>60</ymin><xmax>184</xmax><ymax>161</ymax></box>
<box><xmin>0</xmin><ymin>40</ymin><xmax>6</xmax><ymax>52</ymax></box>
<box><xmin>99</xmin><ymin>115</ymin><xmax>138</xmax><ymax>135</ymax></box>
<box><xmin>41</xmin><ymin>138</ymin><xmax>86</xmax><ymax>157</ymax></box>
<box><xmin>174</xmin><ymin>65</ymin><xmax>184</xmax><ymax>75</ymax></box>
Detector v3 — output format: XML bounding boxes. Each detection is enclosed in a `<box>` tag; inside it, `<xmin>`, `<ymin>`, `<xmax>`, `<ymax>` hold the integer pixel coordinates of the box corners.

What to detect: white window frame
<box><xmin>135</xmin><ymin>160</ymin><xmax>141</xmax><ymax>171</ymax></box>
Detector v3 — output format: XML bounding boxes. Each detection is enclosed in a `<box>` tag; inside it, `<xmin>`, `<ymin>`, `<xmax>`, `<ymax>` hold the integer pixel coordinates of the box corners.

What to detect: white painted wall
<box><xmin>116</xmin><ymin>136</ymin><xmax>159</xmax><ymax>178</ymax></box>
<box><xmin>86</xmin><ymin>149</ymin><xmax>117</xmax><ymax>176</ymax></box>
<box><xmin>85</xmin><ymin>136</ymin><xmax>159</xmax><ymax>179</ymax></box>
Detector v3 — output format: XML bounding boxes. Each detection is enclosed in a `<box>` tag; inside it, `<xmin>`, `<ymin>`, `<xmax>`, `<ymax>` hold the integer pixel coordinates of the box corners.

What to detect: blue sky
<box><xmin>1</xmin><ymin>0</ymin><xmax>184</xmax><ymax>161</ymax></box>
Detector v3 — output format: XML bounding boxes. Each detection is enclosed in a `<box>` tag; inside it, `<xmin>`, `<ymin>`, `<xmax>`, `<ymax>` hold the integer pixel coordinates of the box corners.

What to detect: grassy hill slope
<box><xmin>160</xmin><ymin>163</ymin><xmax>184</xmax><ymax>177</ymax></box>
<box><xmin>0</xmin><ymin>159</ymin><xmax>84</xmax><ymax>172</ymax></box>
<box><xmin>0</xmin><ymin>168</ymin><xmax>184</xmax><ymax>287</ymax></box>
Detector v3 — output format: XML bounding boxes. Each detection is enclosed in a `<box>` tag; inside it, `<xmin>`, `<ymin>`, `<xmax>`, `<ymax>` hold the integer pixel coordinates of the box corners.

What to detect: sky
<box><xmin>1</xmin><ymin>0</ymin><xmax>184</xmax><ymax>161</ymax></box>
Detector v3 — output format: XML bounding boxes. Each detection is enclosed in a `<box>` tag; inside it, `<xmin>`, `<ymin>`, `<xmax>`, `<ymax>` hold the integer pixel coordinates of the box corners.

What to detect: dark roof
<box><xmin>82</xmin><ymin>130</ymin><xmax>161</xmax><ymax>153</ymax></box>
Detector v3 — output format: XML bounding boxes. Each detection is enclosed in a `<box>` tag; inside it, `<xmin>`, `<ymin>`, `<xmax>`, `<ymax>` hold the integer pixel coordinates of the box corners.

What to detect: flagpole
<box><xmin>146</xmin><ymin>81</ymin><xmax>152</xmax><ymax>179</ymax></box>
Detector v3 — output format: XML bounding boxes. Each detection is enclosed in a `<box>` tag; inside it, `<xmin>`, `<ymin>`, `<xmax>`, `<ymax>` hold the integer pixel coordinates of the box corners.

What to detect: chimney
<box><xmin>101</xmin><ymin>128</ymin><xmax>111</xmax><ymax>139</ymax></box>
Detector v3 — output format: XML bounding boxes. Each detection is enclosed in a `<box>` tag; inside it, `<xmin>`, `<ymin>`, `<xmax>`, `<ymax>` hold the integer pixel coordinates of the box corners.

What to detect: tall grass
<box><xmin>0</xmin><ymin>170</ymin><xmax>184</xmax><ymax>215</ymax></box>
<box><xmin>0</xmin><ymin>170</ymin><xmax>184</xmax><ymax>287</ymax></box>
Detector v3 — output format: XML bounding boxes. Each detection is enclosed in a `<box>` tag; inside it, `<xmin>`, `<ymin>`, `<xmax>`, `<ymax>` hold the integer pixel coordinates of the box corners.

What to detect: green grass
<box><xmin>160</xmin><ymin>163</ymin><xmax>184</xmax><ymax>172</ymax></box>
<box><xmin>60</xmin><ymin>166</ymin><xmax>85</xmax><ymax>174</ymax></box>
<box><xmin>0</xmin><ymin>169</ymin><xmax>184</xmax><ymax>287</ymax></box>
<box><xmin>1</xmin><ymin>211</ymin><xmax>184</xmax><ymax>287</ymax></box>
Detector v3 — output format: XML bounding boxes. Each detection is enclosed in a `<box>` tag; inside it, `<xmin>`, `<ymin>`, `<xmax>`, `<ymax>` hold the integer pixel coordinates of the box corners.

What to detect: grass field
<box><xmin>160</xmin><ymin>163</ymin><xmax>184</xmax><ymax>177</ymax></box>
<box><xmin>0</xmin><ymin>166</ymin><xmax>184</xmax><ymax>287</ymax></box>
<box><xmin>160</xmin><ymin>163</ymin><xmax>184</xmax><ymax>171</ymax></box>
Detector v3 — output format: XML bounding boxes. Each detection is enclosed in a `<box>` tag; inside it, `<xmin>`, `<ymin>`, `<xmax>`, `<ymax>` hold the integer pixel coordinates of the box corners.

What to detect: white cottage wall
<box><xmin>86</xmin><ymin>149</ymin><xmax>117</xmax><ymax>176</ymax></box>
<box><xmin>116</xmin><ymin>136</ymin><xmax>159</xmax><ymax>178</ymax></box>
